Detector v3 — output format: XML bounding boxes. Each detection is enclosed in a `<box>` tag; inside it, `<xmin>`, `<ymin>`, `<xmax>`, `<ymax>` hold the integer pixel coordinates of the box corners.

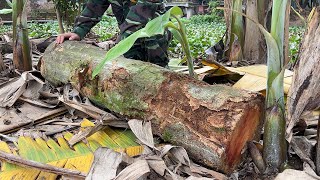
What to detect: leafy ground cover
<box><xmin>289</xmin><ymin>26</ymin><xmax>305</xmax><ymax>62</ymax></box>
<box><xmin>170</xmin><ymin>15</ymin><xmax>226</xmax><ymax>59</ymax></box>
<box><xmin>0</xmin><ymin>15</ymin><xmax>304</xmax><ymax>62</ymax></box>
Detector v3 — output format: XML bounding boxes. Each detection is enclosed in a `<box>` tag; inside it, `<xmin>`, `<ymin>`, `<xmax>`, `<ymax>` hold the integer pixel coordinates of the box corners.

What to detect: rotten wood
<box><xmin>287</xmin><ymin>7</ymin><xmax>320</xmax><ymax>141</ymax></box>
<box><xmin>40</xmin><ymin>41</ymin><xmax>265</xmax><ymax>173</ymax></box>
<box><xmin>0</xmin><ymin>150</ymin><xmax>86</xmax><ymax>179</ymax></box>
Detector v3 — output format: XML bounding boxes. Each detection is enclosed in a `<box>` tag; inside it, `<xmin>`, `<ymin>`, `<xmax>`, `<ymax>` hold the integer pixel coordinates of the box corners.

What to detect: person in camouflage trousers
<box><xmin>56</xmin><ymin>0</ymin><xmax>171</xmax><ymax>67</ymax></box>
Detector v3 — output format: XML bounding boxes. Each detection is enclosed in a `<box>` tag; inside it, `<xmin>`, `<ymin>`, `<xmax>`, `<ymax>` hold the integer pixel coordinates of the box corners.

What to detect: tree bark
<box><xmin>225</xmin><ymin>0</ymin><xmax>272</xmax><ymax>64</ymax></box>
<box><xmin>55</xmin><ymin>6</ymin><xmax>65</xmax><ymax>34</ymax></box>
<box><xmin>286</xmin><ymin>7</ymin><xmax>320</xmax><ymax>141</ymax></box>
<box><xmin>243</xmin><ymin>0</ymin><xmax>267</xmax><ymax>64</ymax></box>
<box><xmin>257</xmin><ymin>0</ymin><xmax>271</xmax><ymax>28</ymax></box>
<box><xmin>40</xmin><ymin>41</ymin><xmax>265</xmax><ymax>173</ymax></box>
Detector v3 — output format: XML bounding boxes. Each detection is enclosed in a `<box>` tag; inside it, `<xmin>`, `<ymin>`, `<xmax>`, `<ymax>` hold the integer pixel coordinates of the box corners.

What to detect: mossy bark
<box><xmin>40</xmin><ymin>41</ymin><xmax>265</xmax><ymax>173</ymax></box>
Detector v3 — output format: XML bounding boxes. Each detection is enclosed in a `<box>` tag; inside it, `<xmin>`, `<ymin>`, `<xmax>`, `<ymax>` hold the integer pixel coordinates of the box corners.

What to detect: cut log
<box><xmin>40</xmin><ymin>41</ymin><xmax>265</xmax><ymax>173</ymax></box>
<box><xmin>286</xmin><ymin>7</ymin><xmax>320</xmax><ymax>141</ymax></box>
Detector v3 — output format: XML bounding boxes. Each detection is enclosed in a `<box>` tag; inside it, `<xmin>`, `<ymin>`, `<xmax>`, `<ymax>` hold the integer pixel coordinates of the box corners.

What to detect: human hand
<box><xmin>56</xmin><ymin>32</ymin><xmax>80</xmax><ymax>44</ymax></box>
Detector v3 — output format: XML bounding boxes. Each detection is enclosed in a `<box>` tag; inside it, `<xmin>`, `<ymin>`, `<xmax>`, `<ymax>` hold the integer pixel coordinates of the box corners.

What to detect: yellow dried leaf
<box><xmin>0</xmin><ymin>127</ymin><xmax>143</xmax><ymax>179</ymax></box>
<box><xmin>231</xmin><ymin>65</ymin><xmax>293</xmax><ymax>95</ymax></box>
<box><xmin>80</xmin><ymin>118</ymin><xmax>95</xmax><ymax>128</ymax></box>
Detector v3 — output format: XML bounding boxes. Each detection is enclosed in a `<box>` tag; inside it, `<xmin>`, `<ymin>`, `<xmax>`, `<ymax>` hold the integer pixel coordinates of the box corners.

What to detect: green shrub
<box><xmin>170</xmin><ymin>16</ymin><xmax>226</xmax><ymax>59</ymax></box>
<box><xmin>0</xmin><ymin>14</ymin><xmax>305</xmax><ymax>63</ymax></box>
<box><xmin>289</xmin><ymin>26</ymin><xmax>305</xmax><ymax>63</ymax></box>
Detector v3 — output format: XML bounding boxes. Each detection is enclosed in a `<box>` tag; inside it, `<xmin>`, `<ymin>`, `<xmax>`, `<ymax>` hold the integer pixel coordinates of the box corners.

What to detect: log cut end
<box><xmin>224</xmin><ymin>99</ymin><xmax>263</xmax><ymax>171</ymax></box>
<box><xmin>149</xmin><ymin>72</ymin><xmax>264</xmax><ymax>173</ymax></box>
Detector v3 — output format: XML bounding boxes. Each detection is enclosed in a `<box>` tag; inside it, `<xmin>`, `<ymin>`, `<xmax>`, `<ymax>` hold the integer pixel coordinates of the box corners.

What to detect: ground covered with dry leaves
<box><xmin>0</xmin><ymin>32</ymin><xmax>319</xmax><ymax>180</ymax></box>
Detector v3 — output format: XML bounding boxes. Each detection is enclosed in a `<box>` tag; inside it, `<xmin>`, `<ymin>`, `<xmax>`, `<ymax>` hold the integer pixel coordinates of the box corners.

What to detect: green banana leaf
<box><xmin>0</xmin><ymin>126</ymin><xmax>143</xmax><ymax>179</ymax></box>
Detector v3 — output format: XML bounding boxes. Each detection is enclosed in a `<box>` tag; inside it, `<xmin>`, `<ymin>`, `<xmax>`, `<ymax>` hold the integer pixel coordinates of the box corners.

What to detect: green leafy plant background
<box><xmin>0</xmin><ymin>11</ymin><xmax>304</xmax><ymax>63</ymax></box>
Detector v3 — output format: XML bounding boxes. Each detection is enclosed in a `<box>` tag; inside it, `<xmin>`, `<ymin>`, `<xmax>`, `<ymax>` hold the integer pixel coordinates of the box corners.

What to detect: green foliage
<box><xmin>0</xmin><ymin>14</ymin><xmax>304</xmax><ymax>64</ymax></box>
<box><xmin>92</xmin><ymin>15</ymin><xmax>119</xmax><ymax>41</ymax></box>
<box><xmin>170</xmin><ymin>17</ymin><xmax>226</xmax><ymax>59</ymax></box>
<box><xmin>189</xmin><ymin>14</ymin><xmax>221</xmax><ymax>23</ymax></box>
<box><xmin>289</xmin><ymin>26</ymin><xmax>305</xmax><ymax>63</ymax></box>
<box><xmin>264</xmin><ymin>0</ymin><xmax>288</xmax><ymax>169</ymax></box>
<box><xmin>0</xmin><ymin>25</ymin><xmax>11</xmax><ymax>34</ymax></box>
<box><xmin>49</xmin><ymin>0</ymin><xmax>86</xmax><ymax>27</ymax></box>
<box><xmin>28</xmin><ymin>22</ymin><xmax>60</xmax><ymax>38</ymax></box>
<box><xmin>208</xmin><ymin>0</ymin><xmax>224</xmax><ymax>18</ymax></box>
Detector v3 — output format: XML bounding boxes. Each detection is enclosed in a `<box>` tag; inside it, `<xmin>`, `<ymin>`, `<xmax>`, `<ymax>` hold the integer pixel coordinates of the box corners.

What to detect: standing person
<box><xmin>56</xmin><ymin>0</ymin><xmax>171</xmax><ymax>67</ymax></box>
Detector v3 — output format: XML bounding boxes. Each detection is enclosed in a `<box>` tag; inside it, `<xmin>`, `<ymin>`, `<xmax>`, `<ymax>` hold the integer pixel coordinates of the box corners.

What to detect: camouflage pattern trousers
<box><xmin>73</xmin><ymin>0</ymin><xmax>171</xmax><ymax>67</ymax></box>
<box><xmin>123</xmin><ymin>32</ymin><xmax>171</xmax><ymax>67</ymax></box>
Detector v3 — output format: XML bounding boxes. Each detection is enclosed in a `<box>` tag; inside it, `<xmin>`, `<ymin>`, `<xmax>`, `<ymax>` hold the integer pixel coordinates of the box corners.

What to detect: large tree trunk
<box><xmin>40</xmin><ymin>41</ymin><xmax>265</xmax><ymax>173</ymax></box>
<box><xmin>286</xmin><ymin>7</ymin><xmax>320</xmax><ymax>141</ymax></box>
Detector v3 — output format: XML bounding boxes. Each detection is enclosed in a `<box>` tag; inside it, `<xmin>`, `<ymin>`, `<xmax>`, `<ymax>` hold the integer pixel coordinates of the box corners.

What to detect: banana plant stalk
<box><xmin>170</xmin><ymin>15</ymin><xmax>195</xmax><ymax>78</ymax></box>
<box><xmin>219</xmin><ymin>0</ymin><xmax>289</xmax><ymax>171</ymax></box>
<box><xmin>12</xmin><ymin>0</ymin><xmax>32</xmax><ymax>71</ymax></box>
<box><xmin>228</xmin><ymin>0</ymin><xmax>244</xmax><ymax>62</ymax></box>
<box><xmin>263</xmin><ymin>0</ymin><xmax>288</xmax><ymax>170</ymax></box>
